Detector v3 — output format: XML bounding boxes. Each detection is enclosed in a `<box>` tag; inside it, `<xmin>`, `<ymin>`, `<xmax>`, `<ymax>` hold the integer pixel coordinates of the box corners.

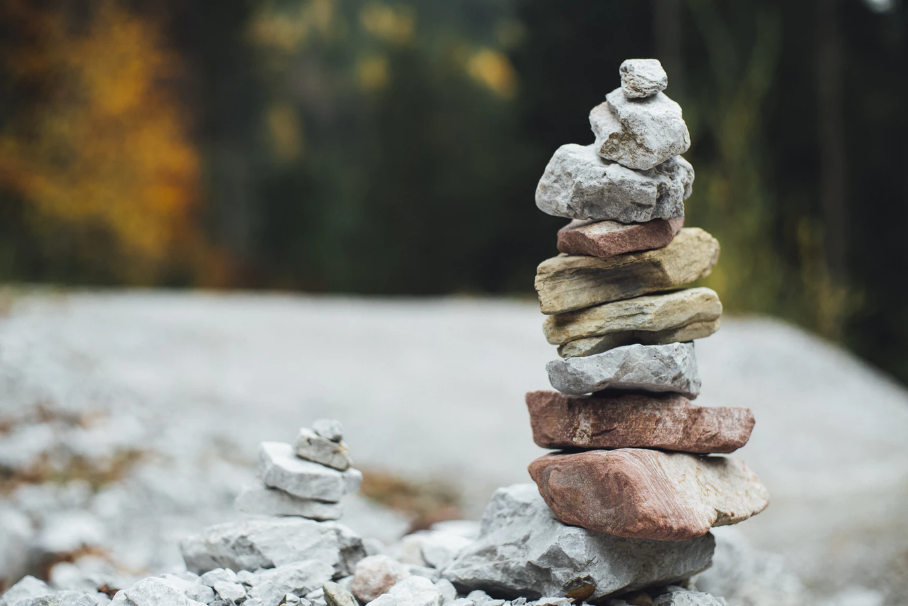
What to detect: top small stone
<box><xmin>313</xmin><ymin>419</ymin><xmax>343</xmax><ymax>442</ymax></box>
<box><xmin>620</xmin><ymin>59</ymin><xmax>668</xmax><ymax>98</ymax></box>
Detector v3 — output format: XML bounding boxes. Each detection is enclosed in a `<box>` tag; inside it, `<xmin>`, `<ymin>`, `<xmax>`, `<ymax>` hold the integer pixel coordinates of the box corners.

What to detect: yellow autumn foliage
<box><xmin>0</xmin><ymin>0</ymin><xmax>201</xmax><ymax>283</ymax></box>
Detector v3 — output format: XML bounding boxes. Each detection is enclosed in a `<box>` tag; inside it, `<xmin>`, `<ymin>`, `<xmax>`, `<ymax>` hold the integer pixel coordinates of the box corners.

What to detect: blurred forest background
<box><xmin>0</xmin><ymin>0</ymin><xmax>906</xmax><ymax>382</ymax></box>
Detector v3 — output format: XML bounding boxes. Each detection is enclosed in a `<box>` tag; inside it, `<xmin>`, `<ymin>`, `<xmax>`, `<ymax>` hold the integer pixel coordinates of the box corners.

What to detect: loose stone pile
<box><xmin>528</xmin><ymin>59</ymin><xmax>770</xmax><ymax>542</ymax></box>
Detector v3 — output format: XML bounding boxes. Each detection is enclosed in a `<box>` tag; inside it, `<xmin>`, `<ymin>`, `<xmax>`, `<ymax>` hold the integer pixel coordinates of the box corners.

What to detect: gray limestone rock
<box><xmin>653</xmin><ymin>590</ymin><xmax>727</xmax><ymax>606</ymax></box>
<box><xmin>253</xmin><ymin>561</ymin><xmax>335</xmax><ymax>598</ymax></box>
<box><xmin>592</xmin><ymin>90</ymin><xmax>690</xmax><ymax>171</ymax></box>
<box><xmin>109</xmin><ymin>578</ymin><xmax>206</xmax><ymax>606</ymax></box>
<box><xmin>620</xmin><ymin>59</ymin><xmax>668</xmax><ymax>98</ymax></box>
<box><xmin>259</xmin><ymin>442</ymin><xmax>362</xmax><ymax>503</ymax></box>
<box><xmin>535</xmin><ymin>144</ymin><xmax>692</xmax><ymax>223</ymax></box>
<box><xmin>351</xmin><ymin>555</ymin><xmax>411</xmax><ymax>603</ymax></box>
<box><xmin>295</xmin><ymin>428</ymin><xmax>353</xmax><ymax>471</ymax></box>
<box><xmin>323</xmin><ymin>582</ymin><xmax>357</xmax><ymax>606</ymax></box>
<box><xmin>546</xmin><ymin>342</ymin><xmax>701</xmax><ymax>396</ymax></box>
<box><xmin>313</xmin><ymin>420</ymin><xmax>344</xmax><ymax>443</ymax></box>
<box><xmin>441</xmin><ymin>484</ymin><xmax>715</xmax><ymax>601</ymax></box>
<box><xmin>236</xmin><ymin>483</ymin><xmax>344</xmax><ymax>520</ymax></box>
<box><xmin>180</xmin><ymin>518</ymin><xmax>366</xmax><ymax>576</ymax></box>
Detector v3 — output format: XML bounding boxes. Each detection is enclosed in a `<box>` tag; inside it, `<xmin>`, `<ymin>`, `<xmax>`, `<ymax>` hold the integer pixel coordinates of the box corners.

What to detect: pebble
<box><xmin>351</xmin><ymin>555</ymin><xmax>411</xmax><ymax>603</ymax></box>
<box><xmin>619</xmin><ymin>59</ymin><xmax>668</xmax><ymax>98</ymax></box>
<box><xmin>313</xmin><ymin>420</ymin><xmax>344</xmax><ymax>443</ymax></box>
<box><xmin>295</xmin><ymin>428</ymin><xmax>353</xmax><ymax>471</ymax></box>
<box><xmin>108</xmin><ymin>578</ymin><xmax>205</xmax><ymax>606</ymax></box>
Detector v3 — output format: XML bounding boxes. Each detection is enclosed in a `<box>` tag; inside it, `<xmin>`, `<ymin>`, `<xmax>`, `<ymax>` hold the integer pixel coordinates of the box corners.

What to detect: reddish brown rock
<box><xmin>526</xmin><ymin>390</ymin><xmax>753</xmax><ymax>454</ymax></box>
<box><xmin>528</xmin><ymin>449</ymin><xmax>769</xmax><ymax>541</ymax></box>
<box><xmin>557</xmin><ymin>217</ymin><xmax>684</xmax><ymax>258</ymax></box>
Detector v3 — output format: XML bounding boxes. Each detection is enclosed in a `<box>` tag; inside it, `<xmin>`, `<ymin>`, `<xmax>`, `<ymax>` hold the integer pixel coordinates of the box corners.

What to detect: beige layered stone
<box><xmin>543</xmin><ymin>287</ymin><xmax>722</xmax><ymax>357</ymax></box>
<box><xmin>529</xmin><ymin>449</ymin><xmax>770</xmax><ymax>541</ymax></box>
<box><xmin>535</xmin><ymin>228</ymin><xmax>719</xmax><ymax>315</ymax></box>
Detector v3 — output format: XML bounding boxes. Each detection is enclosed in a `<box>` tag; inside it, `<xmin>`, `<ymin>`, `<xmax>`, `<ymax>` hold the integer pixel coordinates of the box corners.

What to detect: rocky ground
<box><xmin>1</xmin><ymin>290</ymin><xmax>907</xmax><ymax>605</ymax></box>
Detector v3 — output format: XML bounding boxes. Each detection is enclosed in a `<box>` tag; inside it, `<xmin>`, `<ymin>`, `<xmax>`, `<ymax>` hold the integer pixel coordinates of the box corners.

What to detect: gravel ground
<box><xmin>1</xmin><ymin>290</ymin><xmax>906</xmax><ymax>603</ymax></box>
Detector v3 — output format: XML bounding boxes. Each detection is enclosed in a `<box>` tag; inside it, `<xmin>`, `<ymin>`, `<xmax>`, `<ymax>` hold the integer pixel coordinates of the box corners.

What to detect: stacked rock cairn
<box><xmin>235</xmin><ymin>419</ymin><xmax>362</xmax><ymax>521</ymax></box>
<box><xmin>527</xmin><ymin>59</ymin><xmax>770</xmax><ymax>543</ymax></box>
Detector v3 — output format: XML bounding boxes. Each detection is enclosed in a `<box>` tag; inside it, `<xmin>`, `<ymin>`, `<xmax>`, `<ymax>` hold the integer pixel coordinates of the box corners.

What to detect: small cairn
<box><xmin>527</xmin><ymin>58</ymin><xmax>770</xmax><ymax>541</ymax></box>
<box><xmin>235</xmin><ymin>419</ymin><xmax>362</xmax><ymax>521</ymax></box>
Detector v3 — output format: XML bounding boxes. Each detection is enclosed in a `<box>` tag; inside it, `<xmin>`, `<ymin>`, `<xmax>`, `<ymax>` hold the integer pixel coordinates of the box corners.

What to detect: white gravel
<box><xmin>1</xmin><ymin>290</ymin><xmax>906</xmax><ymax>602</ymax></box>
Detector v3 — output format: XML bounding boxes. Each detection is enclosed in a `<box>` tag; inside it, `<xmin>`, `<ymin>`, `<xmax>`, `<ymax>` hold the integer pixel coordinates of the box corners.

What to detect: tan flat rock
<box><xmin>556</xmin><ymin>217</ymin><xmax>684</xmax><ymax>258</ymax></box>
<box><xmin>526</xmin><ymin>390</ymin><xmax>754</xmax><ymax>453</ymax></box>
<box><xmin>543</xmin><ymin>288</ymin><xmax>722</xmax><ymax>356</ymax></box>
<box><xmin>535</xmin><ymin>228</ymin><xmax>719</xmax><ymax>315</ymax></box>
<box><xmin>528</xmin><ymin>449</ymin><xmax>769</xmax><ymax>541</ymax></box>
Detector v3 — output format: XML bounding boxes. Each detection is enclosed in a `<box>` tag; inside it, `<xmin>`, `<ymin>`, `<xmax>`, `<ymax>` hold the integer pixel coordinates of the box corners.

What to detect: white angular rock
<box><xmin>160</xmin><ymin>574</ymin><xmax>215</xmax><ymax>604</ymax></box>
<box><xmin>249</xmin><ymin>580</ymin><xmax>285</xmax><ymax>606</ymax></box>
<box><xmin>295</xmin><ymin>428</ymin><xmax>353</xmax><ymax>471</ymax></box>
<box><xmin>109</xmin><ymin>578</ymin><xmax>205</xmax><ymax>606</ymax></box>
<box><xmin>370</xmin><ymin>577</ymin><xmax>443</xmax><ymax>606</ymax></box>
<box><xmin>535</xmin><ymin>144</ymin><xmax>692</xmax><ymax>223</ymax></box>
<box><xmin>441</xmin><ymin>484</ymin><xmax>715</xmax><ymax>601</ymax></box>
<box><xmin>313</xmin><ymin>419</ymin><xmax>344</xmax><ymax>443</ymax></box>
<box><xmin>213</xmin><ymin>581</ymin><xmax>246</xmax><ymax>603</ymax></box>
<box><xmin>434</xmin><ymin>580</ymin><xmax>456</xmax><ymax>605</ymax></box>
<box><xmin>351</xmin><ymin>555</ymin><xmax>411</xmax><ymax>603</ymax></box>
<box><xmin>546</xmin><ymin>342</ymin><xmax>701</xmax><ymax>396</ymax></box>
<box><xmin>419</xmin><ymin>532</ymin><xmax>472</xmax><ymax>570</ymax></box>
<box><xmin>200</xmin><ymin>568</ymin><xmax>239</xmax><ymax>587</ymax></box>
<box><xmin>253</xmin><ymin>561</ymin><xmax>335</xmax><ymax>598</ymax></box>
<box><xmin>259</xmin><ymin>442</ymin><xmax>362</xmax><ymax>502</ymax></box>
<box><xmin>180</xmin><ymin>518</ymin><xmax>366</xmax><ymax>576</ymax></box>
<box><xmin>0</xmin><ymin>576</ymin><xmax>53</xmax><ymax>606</ymax></box>
<box><xmin>620</xmin><ymin>59</ymin><xmax>668</xmax><ymax>98</ymax></box>
<box><xmin>236</xmin><ymin>483</ymin><xmax>343</xmax><ymax>520</ymax></box>
<box><xmin>653</xmin><ymin>589</ymin><xmax>728</xmax><ymax>606</ymax></box>
<box><xmin>592</xmin><ymin>91</ymin><xmax>690</xmax><ymax>171</ymax></box>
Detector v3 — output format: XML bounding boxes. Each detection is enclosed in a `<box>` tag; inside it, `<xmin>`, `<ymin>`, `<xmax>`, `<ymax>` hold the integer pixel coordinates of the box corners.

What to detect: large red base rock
<box><xmin>526</xmin><ymin>390</ymin><xmax>753</xmax><ymax>453</ymax></box>
<box><xmin>556</xmin><ymin>217</ymin><xmax>683</xmax><ymax>258</ymax></box>
<box><xmin>528</xmin><ymin>449</ymin><xmax>769</xmax><ymax>541</ymax></box>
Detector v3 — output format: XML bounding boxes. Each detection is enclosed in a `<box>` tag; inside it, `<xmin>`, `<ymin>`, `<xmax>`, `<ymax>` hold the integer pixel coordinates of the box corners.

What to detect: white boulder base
<box><xmin>235</xmin><ymin>483</ymin><xmax>343</xmax><ymax>520</ymax></box>
<box><xmin>619</xmin><ymin>58</ymin><xmax>668</xmax><ymax>98</ymax></box>
<box><xmin>535</xmin><ymin>144</ymin><xmax>692</xmax><ymax>223</ymax></box>
<box><xmin>441</xmin><ymin>484</ymin><xmax>714</xmax><ymax>601</ymax></box>
<box><xmin>259</xmin><ymin>442</ymin><xmax>362</xmax><ymax>502</ymax></box>
<box><xmin>180</xmin><ymin>517</ymin><xmax>366</xmax><ymax>576</ymax></box>
<box><xmin>546</xmin><ymin>342</ymin><xmax>701</xmax><ymax>397</ymax></box>
<box><xmin>592</xmin><ymin>91</ymin><xmax>690</xmax><ymax>171</ymax></box>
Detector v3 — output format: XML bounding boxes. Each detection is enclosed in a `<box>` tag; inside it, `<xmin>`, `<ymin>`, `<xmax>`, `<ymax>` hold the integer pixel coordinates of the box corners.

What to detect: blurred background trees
<box><xmin>0</xmin><ymin>0</ymin><xmax>906</xmax><ymax>382</ymax></box>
